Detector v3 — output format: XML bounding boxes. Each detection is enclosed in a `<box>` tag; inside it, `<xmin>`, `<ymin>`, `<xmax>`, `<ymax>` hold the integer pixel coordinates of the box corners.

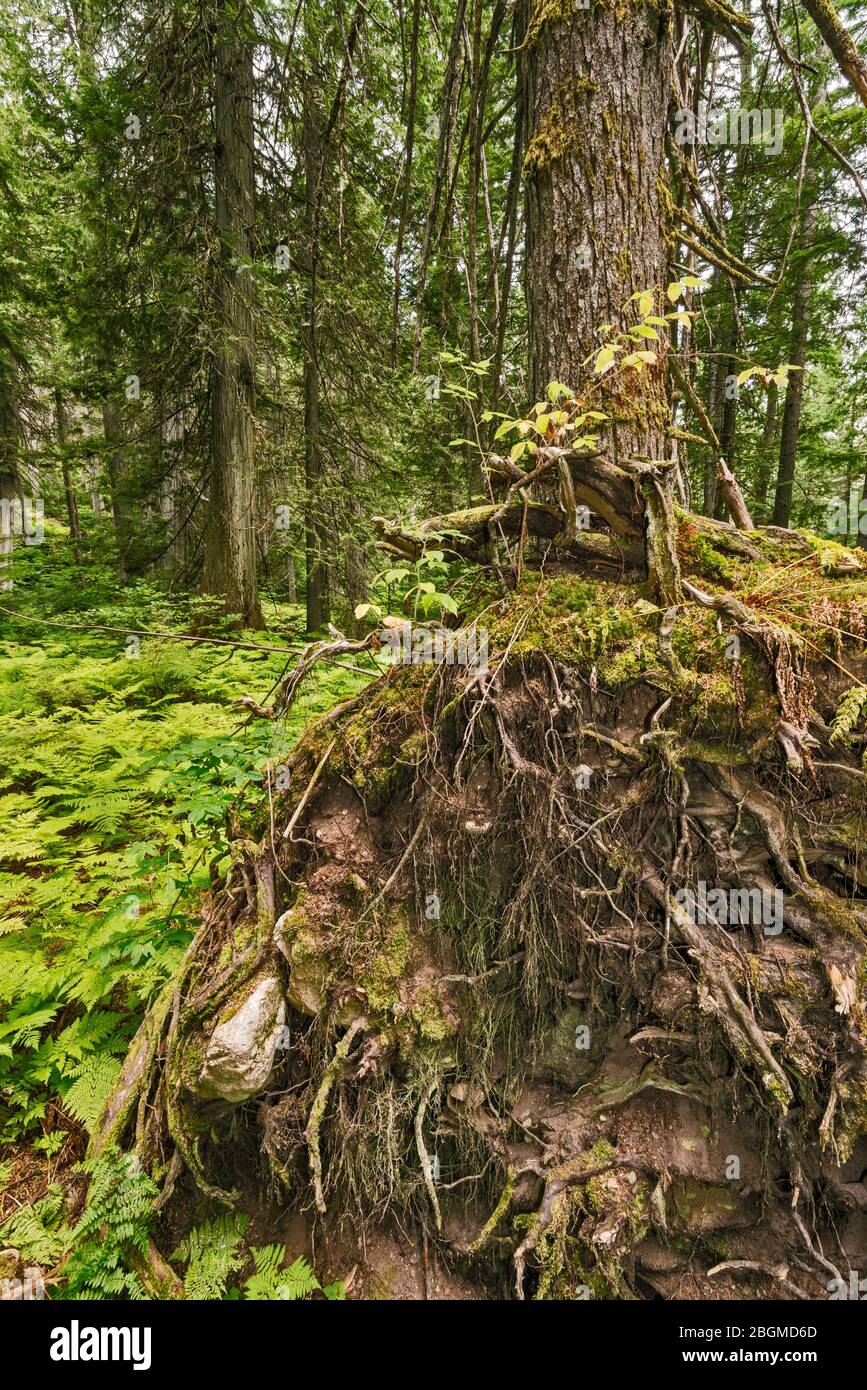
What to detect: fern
<box><xmin>243</xmin><ymin>1243</ymin><xmax>288</xmax><ymax>1300</ymax></box>
<box><xmin>61</xmin><ymin>1149</ymin><xmax>159</xmax><ymax>1300</ymax></box>
<box><xmin>173</xmin><ymin>1214</ymin><xmax>249</xmax><ymax>1300</ymax></box>
<box><xmin>0</xmin><ymin>1182</ymin><xmax>70</xmax><ymax>1265</ymax></box>
<box><xmin>830</xmin><ymin>684</ymin><xmax>867</xmax><ymax>748</ymax></box>
<box><xmin>62</xmin><ymin>1053</ymin><xmax>123</xmax><ymax>1132</ymax></box>
<box><xmin>243</xmin><ymin>1248</ymin><xmax>345</xmax><ymax>1301</ymax></box>
<box><xmin>0</xmin><ymin>539</ymin><xmax>368</xmax><ymax>1279</ymax></box>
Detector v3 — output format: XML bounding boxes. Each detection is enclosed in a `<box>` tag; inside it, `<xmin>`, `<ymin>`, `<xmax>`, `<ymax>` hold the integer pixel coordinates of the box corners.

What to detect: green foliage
<box><xmin>173</xmin><ymin>1213</ymin><xmax>250</xmax><ymax>1300</ymax></box>
<box><xmin>61</xmin><ymin>1149</ymin><xmax>159</xmax><ymax>1299</ymax></box>
<box><xmin>0</xmin><ymin>542</ymin><xmax>367</xmax><ymax>1146</ymax></box>
<box><xmin>243</xmin><ymin>1246</ymin><xmax>345</xmax><ymax>1301</ymax></box>
<box><xmin>0</xmin><ymin>1181</ymin><xmax>70</xmax><ymax>1265</ymax></box>
<box><xmin>830</xmin><ymin>684</ymin><xmax>867</xmax><ymax>748</ymax></box>
<box><xmin>171</xmin><ymin>1225</ymin><xmax>346</xmax><ymax>1301</ymax></box>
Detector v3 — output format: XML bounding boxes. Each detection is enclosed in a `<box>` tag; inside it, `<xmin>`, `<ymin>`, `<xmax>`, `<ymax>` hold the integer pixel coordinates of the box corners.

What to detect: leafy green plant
<box><xmin>356</xmin><ymin>546</ymin><xmax>459</xmax><ymax>624</ymax></box>
<box><xmin>243</xmin><ymin>1246</ymin><xmax>345</xmax><ymax>1301</ymax></box>
<box><xmin>0</xmin><ymin>1181</ymin><xmax>70</xmax><ymax>1265</ymax></box>
<box><xmin>830</xmin><ymin>684</ymin><xmax>867</xmax><ymax>747</ymax></box>
<box><xmin>0</xmin><ymin>540</ymin><xmax>368</xmax><ymax>1148</ymax></box>
<box><xmin>61</xmin><ymin>1149</ymin><xmax>159</xmax><ymax>1299</ymax></box>
<box><xmin>173</xmin><ymin>1213</ymin><xmax>250</xmax><ymax>1300</ymax></box>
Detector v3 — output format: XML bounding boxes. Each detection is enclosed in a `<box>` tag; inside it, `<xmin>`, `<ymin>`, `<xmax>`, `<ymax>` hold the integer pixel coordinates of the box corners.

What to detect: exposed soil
<box><xmin>94</xmin><ymin>517</ymin><xmax>867</xmax><ymax>1300</ymax></box>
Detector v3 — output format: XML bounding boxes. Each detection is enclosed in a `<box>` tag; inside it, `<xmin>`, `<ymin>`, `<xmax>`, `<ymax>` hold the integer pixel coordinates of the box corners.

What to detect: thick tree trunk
<box><xmin>521</xmin><ymin>1</ymin><xmax>672</xmax><ymax>460</ymax></box>
<box><xmin>202</xmin><ymin>0</ymin><xmax>263</xmax><ymax>629</ymax></box>
<box><xmin>771</xmin><ymin>204</ymin><xmax>816</xmax><ymax>528</ymax></box>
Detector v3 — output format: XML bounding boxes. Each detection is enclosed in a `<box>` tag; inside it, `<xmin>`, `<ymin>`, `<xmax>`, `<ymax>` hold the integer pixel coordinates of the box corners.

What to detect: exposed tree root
<box><xmin>94</xmin><ymin>513</ymin><xmax>867</xmax><ymax>1300</ymax></box>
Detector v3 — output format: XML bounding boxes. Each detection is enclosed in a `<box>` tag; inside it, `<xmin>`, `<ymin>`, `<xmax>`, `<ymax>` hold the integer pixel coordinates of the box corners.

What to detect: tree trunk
<box><xmin>521</xmin><ymin>1</ymin><xmax>672</xmax><ymax>460</ymax></box>
<box><xmin>754</xmin><ymin>378</ymin><xmax>778</xmax><ymax>518</ymax></box>
<box><xmin>390</xmin><ymin>0</ymin><xmax>421</xmax><ymax>367</ymax></box>
<box><xmin>771</xmin><ymin>204</ymin><xmax>817</xmax><ymax>528</ymax></box>
<box><xmin>857</xmin><ymin>469</ymin><xmax>867</xmax><ymax>552</ymax></box>
<box><xmin>0</xmin><ymin>359</ymin><xmax>19</xmax><ymax>591</ymax></box>
<box><xmin>55</xmin><ymin>390</ymin><xmax>83</xmax><ymax>564</ymax></box>
<box><xmin>302</xmin><ymin>86</ymin><xmax>329</xmax><ymax>634</ymax></box>
<box><xmin>102</xmin><ymin>395</ymin><xmax>132</xmax><ymax>579</ymax></box>
<box><xmin>202</xmin><ymin>0</ymin><xmax>263</xmax><ymax>629</ymax></box>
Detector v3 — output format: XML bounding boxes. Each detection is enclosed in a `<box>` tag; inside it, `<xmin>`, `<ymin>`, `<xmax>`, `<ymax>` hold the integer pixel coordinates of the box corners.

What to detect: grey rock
<box><xmin>197</xmin><ymin>974</ymin><xmax>286</xmax><ymax>1104</ymax></box>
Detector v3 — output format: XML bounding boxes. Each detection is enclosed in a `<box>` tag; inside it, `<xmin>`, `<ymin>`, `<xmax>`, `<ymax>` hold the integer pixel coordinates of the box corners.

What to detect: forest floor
<box><xmin>0</xmin><ymin>526</ymin><xmax>372</xmax><ymax>1286</ymax></box>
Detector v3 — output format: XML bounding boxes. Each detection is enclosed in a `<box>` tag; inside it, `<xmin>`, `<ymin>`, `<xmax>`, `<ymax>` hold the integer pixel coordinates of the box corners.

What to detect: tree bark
<box><xmin>771</xmin><ymin>203</ymin><xmax>817</xmax><ymax>528</ymax></box>
<box><xmin>857</xmin><ymin>469</ymin><xmax>867</xmax><ymax>552</ymax></box>
<box><xmin>302</xmin><ymin>85</ymin><xmax>330</xmax><ymax>634</ymax></box>
<box><xmin>102</xmin><ymin>395</ymin><xmax>132</xmax><ymax>579</ymax></box>
<box><xmin>754</xmin><ymin>378</ymin><xmax>778</xmax><ymax>518</ymax></box>
<box><xmin>390</xmin><ymin>0</ymin><xmax>421</xmax><ymax>367</ymax></box>
<box><xmin>521</xmin><ymin>1</ymin><xmax>672</xmax><ymax>460</ymax></box>
<box><xmin>55</xmin><ymin>389</ymin><xmax>83</xmax><ymax>564</ymax></box>
<box><xmin>802</xmin><ymin>0</ymin><xmax>867</xmax><ymax>110</ymax></box>
<box><xmin>0</xmin><ymin>358</ymin><xmax>19</xmax><ymax>590</ymax></box>
<box><xmin>202</xmin><ymin>0</ymin><xmax>263</xmax><ymax>629</ymax></box>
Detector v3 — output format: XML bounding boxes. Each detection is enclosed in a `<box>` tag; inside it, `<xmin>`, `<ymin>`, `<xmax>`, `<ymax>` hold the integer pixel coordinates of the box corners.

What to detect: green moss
<box><xmin>411</xmin><ymin>983</ymin><xmax>455</xmax><ymax>1043</ymax></box>
<box><xmin>362</xmin><ymin>916</ymin><xmax>411</xmax><ymax>1016</ymax></box>
<box><xmin>692</xmin><ymin>531</ymin><xmax>737</xmax><ymax>583</ymax></box>
<box><xmin>524</xmin><ymin>77</ymin><xmax>598</xmax><ymax>178</ymax></box>
<box><xmin>524</xmin><ymin>0</ymin><xmax>587</xmax><ymax>49</ymax></box>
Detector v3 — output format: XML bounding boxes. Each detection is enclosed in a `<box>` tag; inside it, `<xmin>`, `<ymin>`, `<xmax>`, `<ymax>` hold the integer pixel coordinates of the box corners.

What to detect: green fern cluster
<box><xmin>172</xmin><ymin>1217</ymin><xmax>345</xmax><ymax>1301</ymax></box>
<box><xmin>0</xmin><ymin>539</ymin><xmax>365</xmax><ymax>1149</ymax></box>
<box><xmin>61</xmin><ymin>1149</ymin><xmax>159</xmax><ymax>1299</ymax></box>
<box><xmin>173</xmin><ymin>1213</ymin><xmax>250</xmax><ymax>1300</ymax></box>
<box><xmin>243</xmin><ymin>1248</ymin><xmax>345</xmax><ymax>1301</ymax></box>
<box><xmin>0</xmin><ymin>1180</ymin><xmax>70</xmax><ymax>1265</ymax></box>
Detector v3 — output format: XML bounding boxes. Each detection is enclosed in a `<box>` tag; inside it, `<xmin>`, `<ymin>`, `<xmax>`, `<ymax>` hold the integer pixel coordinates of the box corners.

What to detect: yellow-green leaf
<box><xmin>594</xmin><ymin>346</ymin><xmax>618</xmax><ymax>374</ymax></box>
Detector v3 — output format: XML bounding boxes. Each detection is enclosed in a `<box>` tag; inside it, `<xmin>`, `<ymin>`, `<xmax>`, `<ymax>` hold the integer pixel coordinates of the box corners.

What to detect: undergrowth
<box><xmin>0</xmin><ymin>534</ymin><xmax>370</xmax><ymax>1201</ymax></box>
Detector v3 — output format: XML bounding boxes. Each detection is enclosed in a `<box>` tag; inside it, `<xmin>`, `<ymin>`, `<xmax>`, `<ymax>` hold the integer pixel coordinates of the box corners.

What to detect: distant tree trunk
<box><xmin>302</xmin><ymin>86</ymin><xmax>329</xmax><ymax>633</ymax></box>
<box><xmin>521</xmin><ymin>1</ymin><xmax>672</xmax><ymax>461</ymax></box>
<box><xmin>202</xmin><ymin>0</ymin><xmax>263</xmax><ymax>629</ymax></box>
<box><xmin>102</xmin><ymin>396</ymin><xmax>132</xmax><ymax>579</ymax></box>
<box><xmin>704</xmin><ymin>347</ymin><xmax>722</xmax><ymax>515</ymax></box>
<box><xmin>754</xmin><ymin>378</ymin><xmax>778</xmax><ymax>518</ymax></box>
<box><xmin>391</xmin><ymin>0</ymin><xmax>421</xmax><ymax>367</ymax></box>
<box><xmin>492</xmin><ymin>13</ymin><xmax>524</xmax><ymax>407</ymax></box>
<box><xmin>857</xmin><ymin>471</ymin><xmax>867</xmax><ymax>552</ymax></box>
<box><xmin>464</xmin><ymin>0</ymin><xmax>484</xmax><ymax>503</ymax></box>
<box><xmin>772</xmin><ymin>204</ymin><xmax>817</xmax><ymax>528</ymax></box>
<box><xmin>89</xmin><ymin>461</ymin><xmax>104</xmax><ymax>517</ymax></box>
<box><xmin>344</xmin><ymin>446</ymin><xmax>368</xmax><ymax>635</ymax></box>
<box><xmin>55</xmin><ymin>390</ymin><xmax>83</xmax><ymax>563</ymax></box>
<box><xmin>0</xmin><ymin>361</ymin><xmax>19</xmax><ymax>590</ymax></box>
<box><xmin>159</xmin><ymin>406</ymin><xmax>186</xmax><ymax>574</ymax></box>
<box><xmin>411</xmin><ymin>0</ymin><xmax>466</xmax><ymax>372</ymax></box>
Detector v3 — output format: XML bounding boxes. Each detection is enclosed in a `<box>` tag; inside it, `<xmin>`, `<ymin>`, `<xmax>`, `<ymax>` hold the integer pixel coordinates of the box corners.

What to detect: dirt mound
<box><xmin>95</xmin><ymin>519</ymin><xmax>867</xmax><ymax>1300</ymax></box>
